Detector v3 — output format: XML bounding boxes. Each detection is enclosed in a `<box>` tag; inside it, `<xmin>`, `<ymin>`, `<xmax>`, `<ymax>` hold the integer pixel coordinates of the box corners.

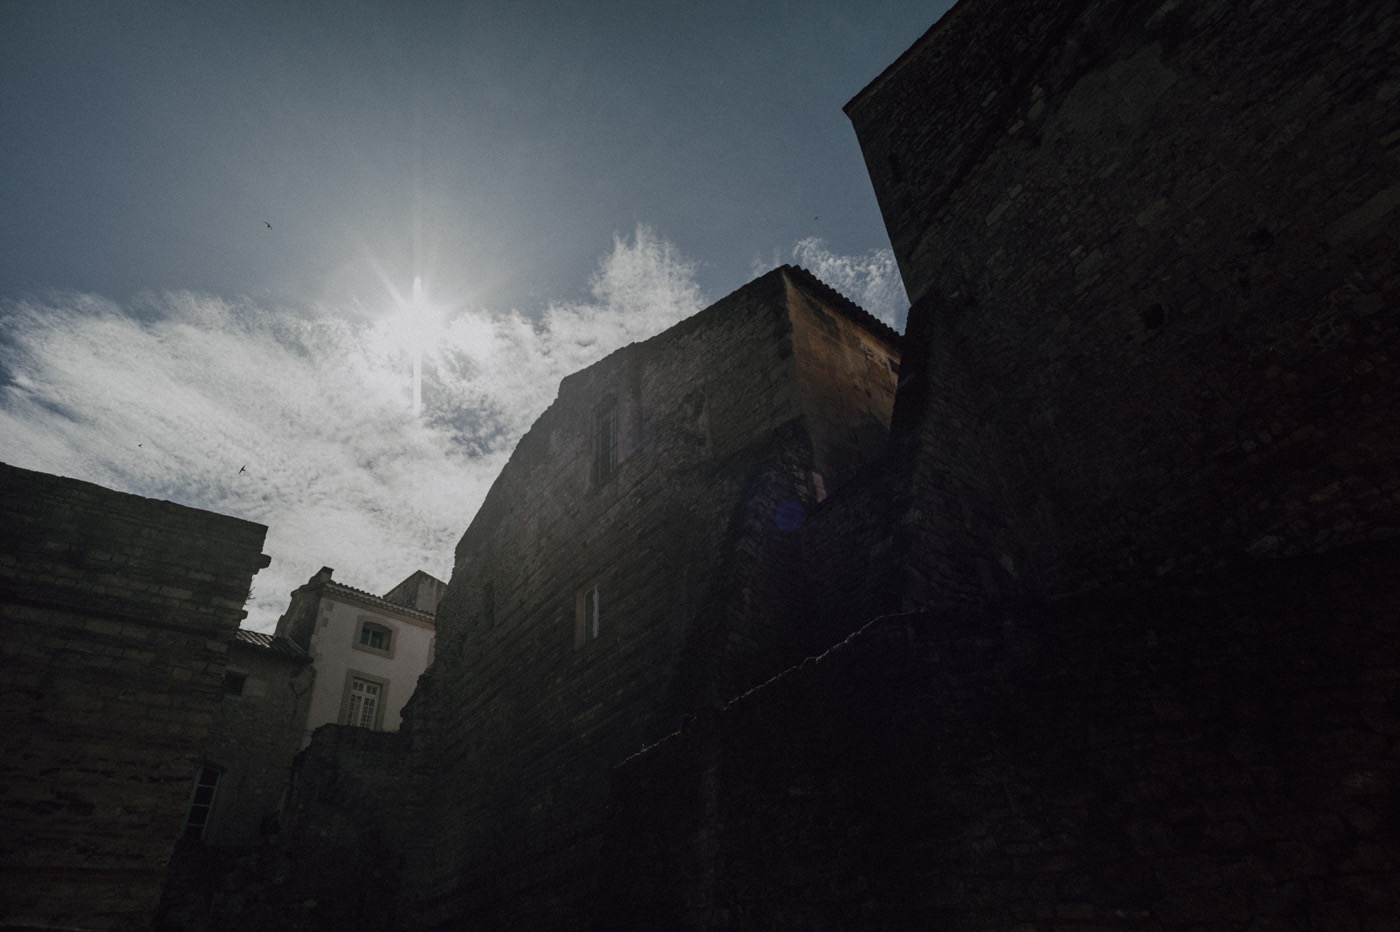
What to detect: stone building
<box><xmin>843</xmin><ymin>0</ymin><xmax>1400</xmax><ymax>610</ymax></box>
<box><xmin>0</xmin><ymin>462</ymin><xmax>269</xmax><ymax>932</ymax></box>
<box><xmin>204</xmin><ymin>263</ymin><xmax>901</xmax><ymax>930</ymax></box>
<box><xmin>167</xmin><ymin>0</ymin><xmax>1400</xmax><ymax>927</ymax></box>
<box><xmin>199</xmin><ymin>630</ymin><xmax>313</xmax><ymax>846</ymax></box>
<box><xmin>273</xmin><ymin>566</ymin><xmax>443</xmax><ymax>742</ymax></box>
<box><xmin>597</xmin><ymin>0</ymin><xmax>1400</xmax><ymax>927</ymax></box>
<box><xmin>400</xmin><ymin>263</ymin><xmax>901</xmax><ymax>927</ymax></box>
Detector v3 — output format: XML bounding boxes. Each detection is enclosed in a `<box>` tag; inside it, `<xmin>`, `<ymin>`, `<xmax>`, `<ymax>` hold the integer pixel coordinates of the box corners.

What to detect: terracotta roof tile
<box><xmin>780</xmin><ymin>264</ymin><xmax>904</xmax><ymax>347</ymax></box>
<box><xmin>323</xmin><ymin>580</ymin><xmax>437</xmax><ymax>622</ymax></box>
<box><xmin>234</xmin><ymin>628</ymin><xmax>310</xmax><ymax>660</ymax></box>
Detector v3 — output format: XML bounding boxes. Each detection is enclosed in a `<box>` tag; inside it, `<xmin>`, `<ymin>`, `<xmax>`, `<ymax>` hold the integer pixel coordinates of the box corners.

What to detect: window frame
<box><xmin>593</xmin><ymin>396</ymin><xmax>620</xmax><ymax>486</ymax></box>
<box><xmin>574</xmin><ymin>582</ymin><xmax>601</xmax><ymax>650</ymax></box>
<box><xmin>182</xmin><ymin>764</ymin><xmax>222</xmax><ymax>842</ymax></box>
<box><xmin>338</xmin><ymin>670</ymin><xmax>390</xmax><ymax>731</ymax></box>
<box><xmin>352</xmin><ymin>616</ymin><xmax>396</xmax><ymax>659</ymax></box>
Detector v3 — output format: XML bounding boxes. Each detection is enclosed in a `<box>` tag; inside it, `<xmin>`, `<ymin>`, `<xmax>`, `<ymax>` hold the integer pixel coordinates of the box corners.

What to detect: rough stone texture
<box><xmin>602</xmin><ymin>538</ymin><xmax>1400</xmax><ymax>930</ymax></box>
<box><xmin>154</xmin><ymin>633</ymin><xmax>313</xmax><ymax>928</ymax></box>
<box><xmin>201</xmin><ymin>633</ymin><xmax>313</xmax><ymax>846</ymax></box>
<box><xmin>210</xmin><ymin>266</ymin><xmax>900</xmax><ymax>931</ymax></box>
<box><xmin>846</xmin><ymin>0</ymin><xmax>1400</xmax><ymax>604</ymax></box>
<box><xmin>600</xmin><ymin>0</ymin><xmax>1400</xmax><ymax>926</ymax></box>
<box><xmin>0</xmin><ymin>462</ymin><xmax>268</xmax><ymax>931</ymax></box>
<box><xmin>158</xmin><ymin>0</ymin><xmax>1400</xmax><ymax>926</ymax></box>
<box><xmin>154</xmin><ymin>725</ymin><xmax>408</xmax><ymax>932</ymax></box>
<box><xmin>394</xmin><ymin>265</ymin><xmax>901</xmax><ymax>930</ymax></box>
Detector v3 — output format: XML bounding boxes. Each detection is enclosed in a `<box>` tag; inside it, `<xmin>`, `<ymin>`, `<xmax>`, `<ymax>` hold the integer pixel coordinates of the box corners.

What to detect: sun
<box><xmin>382</xmin><ymin>277</ymin><xmax>445</xmax><ymax>417</ymax></box>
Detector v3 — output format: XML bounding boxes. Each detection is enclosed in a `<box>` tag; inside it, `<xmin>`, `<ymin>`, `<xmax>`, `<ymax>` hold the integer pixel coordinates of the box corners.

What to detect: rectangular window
<box><xmin>345</xmin><ymin>677</ymin><xmax>382</xmax><ymax>729</ymax></box>
<box><xmin>352</xmin><ymin>618</ymin><xmax>395</xmax><ymax>658</ymax></box>
<box><xmin>222</xmin><ymin>671</ymin><xmax>246</xmax><ymax>696</ymax></box>
<box><xmin>182</xmin><ymin>765</ymin><xmax>221</xmax><ymax>841</ymax></box>
<box><xmin>594</xmin><ymin>398</ymin><xmax>619</xmax><ymax>485</ymax></box>
<box><xmin>574</xmin><ymin>584</ymin><xmax>601</xmax><ymax>649</ymax></box>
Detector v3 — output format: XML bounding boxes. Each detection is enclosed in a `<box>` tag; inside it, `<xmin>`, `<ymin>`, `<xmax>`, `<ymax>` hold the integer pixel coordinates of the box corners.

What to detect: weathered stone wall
<box><xmin>596</xmin><ymin>3</ymin><xmax>1400</xmax><ymax>925</ymax></box>
<box><xmin>382</xmin><ymin>267</ymin><xmax>898</xmax><ymax>929</ymax></box>
<box><xmin>783</xmin><ymin>270</ymin><xmax>901</xmax><ymax>488</ymax></box>
<box><xmin>157</xmin><ymin>725</ymin><xmax>410</xmax><ymax>932</ymax></box>
<box><xmin>602</xmin><ymin>539</ymin><xmax>1400</xmax><ymax>930</ymax></box>
<box><xmin>154</xmin><ymin>637</ymin><xmax>313</xmax><ymax>929</ymax></box>
<box><xmin>0</xmin><ymin>462</ymin><xmax>268</xmax><ymax>931</ymax></box>
<box><xmin>787</xmin><ymin>459</ymin><xmax>905</xmax><ymax>643</ymax></box>
<box><xmin>202</xmin><ymin>639</ymin><xmax>313</xmax><ymax>846</ymax></box>
<box><xmin>847</xmin><ymin>0</ymin><xmax>1400</xmax><ymax>603</ymax></box>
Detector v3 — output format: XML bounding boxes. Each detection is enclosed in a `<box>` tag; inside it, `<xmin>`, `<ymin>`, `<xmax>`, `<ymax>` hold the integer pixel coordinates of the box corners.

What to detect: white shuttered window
<box><xmin>345</xmin><ymin>677</ymin><xmax>382</xmax><ymax>729</ymax></box>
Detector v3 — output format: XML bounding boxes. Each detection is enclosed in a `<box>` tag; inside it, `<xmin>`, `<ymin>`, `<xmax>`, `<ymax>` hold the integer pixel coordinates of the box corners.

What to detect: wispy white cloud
<box><xmin>754</xmin><ymin>237</ymin><xmax>908</xmax><ymax>331</ymax></box>
<box><xmin>0</xmin><ymin>225</ymin><xmax>705</xmax><ymax>630</ymax></box>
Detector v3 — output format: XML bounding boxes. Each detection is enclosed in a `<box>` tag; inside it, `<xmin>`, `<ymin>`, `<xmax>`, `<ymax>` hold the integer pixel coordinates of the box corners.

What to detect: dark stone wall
<box><xmin>783</xmin><ymin>269</ymin><xmax>901</xmax><ymax>487</ymax></box>
<box><xmin>160</xmin><ymin>1</ymin><xmax>1400</xmax><ymax>926</ymax></box>
<box><xmin>602</xmin><ymin>539</ymin><xmax>1400</xmax><ymax>930</ymax></box>
<box><xmin>594</xmin><ymin>1</ymin><xmax>1400</xmax><ymax>927</ymax></box>
<box><xmin>156</xmin><ymin>725</ymin><xmax>410</xmax><ymax>932</ymax></box>
<box><xmin>154</xmin><ymin>641</ymin><xmax>313</xmax><ymax>930</ymax></box>
<box><xmin>847</xmin><ymin>0</ymin><xmax>1400</xmax><ymax>604</ymax></box>
<box><xmin>0</xmin><ymin>462</ymin><xmax>269</xmax><ymax>931</ymax></box>
<box><xmin>385</xmin><ymin>267</ymin><xmax>899</xmax><ymax>929</ymax></box>
<box><xmin>201</xmin><ymin>643</ymin><xmax>313</xmax><ymax>846</ymax></box>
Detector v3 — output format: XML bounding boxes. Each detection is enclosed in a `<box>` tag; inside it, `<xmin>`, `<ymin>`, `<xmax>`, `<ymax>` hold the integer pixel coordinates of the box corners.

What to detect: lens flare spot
<box><xmin>774</xmin><ymin>498</ymin><xmax>805</xmax><ymax>532</ymax></box>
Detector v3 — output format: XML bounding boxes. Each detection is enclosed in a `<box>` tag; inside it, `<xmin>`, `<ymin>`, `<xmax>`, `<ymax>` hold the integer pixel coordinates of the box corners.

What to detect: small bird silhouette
<box><xmin>263</xmin><ymin>221</ymin><xmax>272</xmax><ymax>230</ymax></box>
<box><xmin>238</xmin><ymin>465</ymin><xmax>247</xmax><ymax>474</ymax></box>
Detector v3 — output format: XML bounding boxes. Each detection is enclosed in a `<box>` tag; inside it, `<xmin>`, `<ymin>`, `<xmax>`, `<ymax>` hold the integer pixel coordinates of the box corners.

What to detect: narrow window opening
<box><xmin>483</xmin><ymin>581</ymin><xmax>495</xmax><ymax>629</ymax></box>
<box><xmin>182</xmin><ymin>765</ymin><xmax>221</xmax><ymax>841</ymax></box>
<box><xmin>594</xmin><ymin>398</ymin><xmax>619</xmax><ymax>485</ymax></box>
<box><xmin>574</xmin><ymin>584</ymin><xmax>601</xmax><ymax>650</ymax></box>
<box><xmin>222</xmin><ymin>672</ymin><xmax>246</xmax><ymax>696</ymax></box>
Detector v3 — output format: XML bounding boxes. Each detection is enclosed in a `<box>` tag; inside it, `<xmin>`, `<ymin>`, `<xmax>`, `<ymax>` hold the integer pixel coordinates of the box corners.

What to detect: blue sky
<box><xmin>0</xmin><ymin>1</ymin><xmax>950</xmax><ymax>629</ymax></box>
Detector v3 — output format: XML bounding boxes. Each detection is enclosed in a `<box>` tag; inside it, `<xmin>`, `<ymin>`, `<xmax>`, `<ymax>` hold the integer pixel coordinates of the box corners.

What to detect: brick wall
<box><xmin>0</xmin><ymin>463</ymin><xmax>268</xmax><ymax>931</ymax></box>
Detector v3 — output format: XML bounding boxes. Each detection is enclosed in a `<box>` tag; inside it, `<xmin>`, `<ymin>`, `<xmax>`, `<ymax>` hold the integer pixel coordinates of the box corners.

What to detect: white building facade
<box><xmin>273</xmin><ymin>567</ymin><xmax>444</xmax><ymax>744</ymax></box>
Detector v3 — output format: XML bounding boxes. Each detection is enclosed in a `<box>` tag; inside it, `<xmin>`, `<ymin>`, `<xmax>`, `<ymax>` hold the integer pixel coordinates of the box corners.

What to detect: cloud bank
<box><xmin>0</xmin><ymin>225</ymin><xmax>704</xmax><ymax>630</ymax></box>
<box><xmin>754</xmin><ymin>238</ymin><xmax>908</xmax><ymax>331</ymax></box>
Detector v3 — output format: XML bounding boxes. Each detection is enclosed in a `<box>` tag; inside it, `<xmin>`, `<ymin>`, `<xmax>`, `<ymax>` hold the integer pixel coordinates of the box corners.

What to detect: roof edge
<box><xmin>844</xmin><ymin>1</ymin><xmax>966</xmax><ymax>115</ymax></box>
<box><xmin>324</xmin><ymin>579</ymin><xmax>437</xmax><ymax>623</ymax></box>
<box><xmin>779</xmin><ymin>265</ymin><xmax>904</xmax><ymax>348</ymax></box>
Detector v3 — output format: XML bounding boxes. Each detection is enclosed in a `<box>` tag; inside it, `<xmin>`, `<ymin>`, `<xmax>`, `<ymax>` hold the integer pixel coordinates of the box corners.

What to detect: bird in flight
<box><xmin>264</xmin><ymin>221</ymin><xmax>272</xmax><ymax>230</ymax></box>
<box><xmin>239</xmin><ymin>465</ymin><xmax>247</xmax><ymax>474</ymax></box>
